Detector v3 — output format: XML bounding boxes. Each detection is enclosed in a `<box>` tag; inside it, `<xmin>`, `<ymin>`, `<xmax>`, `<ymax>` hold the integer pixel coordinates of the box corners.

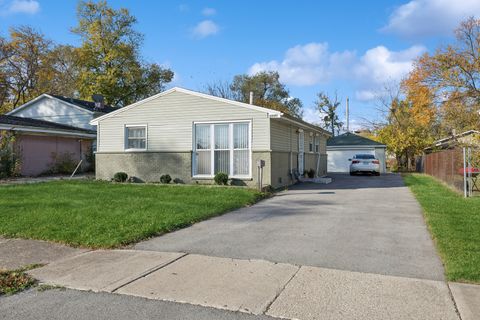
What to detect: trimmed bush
<box><xmin>214</xmin><ymin>172</ymin><xmax>229</xmax><ymax>185</ymax></box>
<box><xmin>113</xmin><ymin>172</ymin><xmax>128</xmax><ymax>182</ymax></box>
<box><xmin>173</xmin><ymin>178</ymin><xmax>183</xmax><ymax>184</ymax></box>
<box><xmin>160</xmin><ymin>174</ymin><xmax>172</xmax><ymax>184</ymax></box>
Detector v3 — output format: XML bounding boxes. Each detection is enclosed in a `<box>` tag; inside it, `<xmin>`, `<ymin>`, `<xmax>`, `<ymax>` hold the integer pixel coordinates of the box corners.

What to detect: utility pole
<box><xmin>346</xmin><ymin>97</ymin><xmax>350</xmax><ymax>132</ymax></box>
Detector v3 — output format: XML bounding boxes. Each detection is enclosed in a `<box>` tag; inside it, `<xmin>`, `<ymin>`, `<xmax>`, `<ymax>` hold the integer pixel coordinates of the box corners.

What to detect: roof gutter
<box><xmin>0</xmin><ymin>125</ymin><xmax>96</xmax><ymax>139</ymax></box>
<box><xmin>327</xmin><ymin>144</ymin><xmax>386</xmax><ymax>149</ymax></box>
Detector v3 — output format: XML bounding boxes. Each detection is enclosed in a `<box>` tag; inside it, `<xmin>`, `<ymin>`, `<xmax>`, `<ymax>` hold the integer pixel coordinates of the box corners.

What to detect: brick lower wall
<box><xmin>95</xmin><ymin>151</ymin><xmax>272</xmax><ymax>188</ymax></box>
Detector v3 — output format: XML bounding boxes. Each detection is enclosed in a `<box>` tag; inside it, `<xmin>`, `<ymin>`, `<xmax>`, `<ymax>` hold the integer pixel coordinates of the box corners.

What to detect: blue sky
<box><xmin>1</xmin><ymin>0</ymin><xmax>479</xmax><ymax>129</ymax></box>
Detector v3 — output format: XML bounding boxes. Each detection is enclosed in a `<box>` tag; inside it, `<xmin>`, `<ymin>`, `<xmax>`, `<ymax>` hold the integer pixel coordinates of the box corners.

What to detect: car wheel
<box><xmin>375</xmin><ymin>172</ymin><xmax>380</xmax><ymax>176</ymax></box>
<box><xmin>350</xmin><ymin>172</ymin><xmax>354</xmax><ymax>176</ymax></box>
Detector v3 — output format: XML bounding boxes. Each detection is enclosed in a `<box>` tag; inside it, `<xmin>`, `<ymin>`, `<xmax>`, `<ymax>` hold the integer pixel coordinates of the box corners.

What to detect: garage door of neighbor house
<box><xmin>327</xmin><ymin>149</ymin><xmax>375</xmax><ymax>172</ymax></box>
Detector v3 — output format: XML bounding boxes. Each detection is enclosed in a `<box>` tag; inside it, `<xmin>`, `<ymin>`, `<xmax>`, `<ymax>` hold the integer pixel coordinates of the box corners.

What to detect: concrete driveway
<box><xmin>136</xmin><ymin>173</ymin><xmax>445</xmax><ymax>281</ymax></box>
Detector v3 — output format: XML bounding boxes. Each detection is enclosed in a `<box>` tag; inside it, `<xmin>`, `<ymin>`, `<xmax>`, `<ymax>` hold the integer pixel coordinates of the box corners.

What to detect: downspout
<box><xmin>289</xmin><ymin>124</ymin><xmax>293</xmax><ymax>184</ymax></box>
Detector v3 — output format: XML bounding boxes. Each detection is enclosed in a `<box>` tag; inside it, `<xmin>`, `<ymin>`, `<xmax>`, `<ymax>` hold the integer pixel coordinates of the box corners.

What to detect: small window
<box><xmin>309</xmin><ymin>136</ymin><xmax>313</xmax><ymax>152</ymax></box>
<box><xmin>125</xmin><ymin>126</ymin><xmax>146</xmax><ymax>150</ymax></box>
<box><xmin>314</xmin><ymin>136</ymin><xmax>320</xmax><ymax>153</ymax></box>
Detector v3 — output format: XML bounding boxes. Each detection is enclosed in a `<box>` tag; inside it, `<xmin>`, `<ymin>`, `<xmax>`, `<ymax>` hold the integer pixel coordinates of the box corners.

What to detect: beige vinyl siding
<box><xmin>270</xmin><ymin>119</ymin><xmax>325</xmax><ymax>153</ymax></box>
<box><xmin>270</xmin><ymin>120</ymin><xmax>292</xmax><ymax>152</ymax></box>
<box><xmin>97</xmin><ymin>91</ymin><xmax>270</xmax><ymax>152</ymax></box>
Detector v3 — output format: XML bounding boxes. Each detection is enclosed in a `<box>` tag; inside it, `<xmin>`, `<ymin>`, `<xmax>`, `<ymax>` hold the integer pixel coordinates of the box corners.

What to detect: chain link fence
<box><xmin>422</xmin><ymin>147</ymin><xmax>479</xmax><ymax>197</ymax></box>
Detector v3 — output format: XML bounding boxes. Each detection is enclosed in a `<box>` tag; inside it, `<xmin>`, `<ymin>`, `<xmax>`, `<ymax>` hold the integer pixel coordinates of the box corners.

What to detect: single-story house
<box><xmin>90</xmin><ymin>87</ymin><xmax>331</xmax><ymax>188</ymax></box>
<box><xmin>0</xmin><ymin>115</ymin><xmax>96</xmax><ymax>176</ymax></box>
<box><xmin>7</xmin><ymin>93</ymin><xmax>116</xmax><ymax>131</ymax></box>
<box><xmin>327</xmin><ymin>132</ymin><xmax>387</xmax><ymax>173</ymax></box>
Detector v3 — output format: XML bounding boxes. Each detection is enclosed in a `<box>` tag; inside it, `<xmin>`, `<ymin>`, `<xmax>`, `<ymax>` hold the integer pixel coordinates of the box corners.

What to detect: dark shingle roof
<box><xmin>327</xmin><ymin>132</ymin><xmax>385</xmax><ymax>147</ymax></box>
<box><xmin>50</xmin><ymin>95</ymin><xmax>117</xmax><ymax>113</ymax></box>
<box><xmin>0</xmin><ymin>115</ymin><xmax>96</xmax><ymax>134</ymax></box>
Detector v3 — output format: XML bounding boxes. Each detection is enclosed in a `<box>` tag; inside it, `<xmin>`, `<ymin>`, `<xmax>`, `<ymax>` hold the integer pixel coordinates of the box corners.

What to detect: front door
<box><xmin>298</xmin><ymin>131</ymin><xmax>304</xmax><ymax>174</ymax></box>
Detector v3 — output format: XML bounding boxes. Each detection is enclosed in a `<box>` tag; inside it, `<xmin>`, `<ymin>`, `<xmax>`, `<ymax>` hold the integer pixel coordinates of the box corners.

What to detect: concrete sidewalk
<box><xmin>27</xmin><ymin>249</ymin><xmax>463</xmax><ymax>320</ymax></box>
<box><xmin>0</xmin><ymin>237</ymin><xmax>87</xmax><ymax>270</ymax></box>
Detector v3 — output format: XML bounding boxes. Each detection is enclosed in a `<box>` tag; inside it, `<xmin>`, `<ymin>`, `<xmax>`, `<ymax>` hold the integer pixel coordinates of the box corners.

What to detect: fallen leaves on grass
<box><xmin>0</xmin><ymin>268</ymin><xmax>37</xmax><ymax>295</ymax></box>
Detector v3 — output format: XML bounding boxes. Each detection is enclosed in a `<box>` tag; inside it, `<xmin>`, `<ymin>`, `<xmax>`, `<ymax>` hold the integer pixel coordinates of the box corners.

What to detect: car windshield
<box><xmin>355</xmin><ymin>154</ymin><xmax>375</xmax><ymax>159</ymax></box>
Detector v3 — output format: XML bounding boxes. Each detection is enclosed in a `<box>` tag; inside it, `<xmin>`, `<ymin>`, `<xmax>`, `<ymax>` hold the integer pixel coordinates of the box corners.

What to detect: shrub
<box><xmin>0</xmin><ymin>133</ymin><xmax>21</xmax><ymax>179</ymax></box>
<box><xmin>113</xmin><ymin>172</ymin><xmax>128</xmax><ymax>182</ymax></box>
<box><xmin>307</xmin><ymin>168</ymin><xmax>315</xmax><ymax>178</ymax></box>
<box><xmin>49</xmin><ymin>152</ymin><xmax>77</xmax><ymax>175</ymax></box>
<box><xmin>214</xmin><ymin>172</ymin><xmax>229</xmax><ymax>185</ymax></box>
<box><xmin>160</xmin><ymin>174</ymin><xmax>172</xmax><ymax>184</ymax></box>
<box><xmin>85</xmin><ymin>146</ymin><xmax>95</xmax><ymax>172</ymax></box>
<box><xmin>173</xmin><ymin>178</ymin><xmax>183</xmax><ymax>184</ymax></box>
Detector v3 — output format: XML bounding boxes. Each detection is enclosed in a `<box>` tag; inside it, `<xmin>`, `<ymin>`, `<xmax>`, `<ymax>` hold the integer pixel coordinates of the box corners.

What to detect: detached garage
<box><xmin>327</xmin><ymin>132</ymin><xmax>386</xmax><ymax>173</ymax></box>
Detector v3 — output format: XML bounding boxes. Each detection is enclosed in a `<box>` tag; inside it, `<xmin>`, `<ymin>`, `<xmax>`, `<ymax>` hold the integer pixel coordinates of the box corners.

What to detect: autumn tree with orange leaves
<box><xmin>378</xmin><ymin>17</ymin><xmax>480</xmax><ymax>170</ymax></box>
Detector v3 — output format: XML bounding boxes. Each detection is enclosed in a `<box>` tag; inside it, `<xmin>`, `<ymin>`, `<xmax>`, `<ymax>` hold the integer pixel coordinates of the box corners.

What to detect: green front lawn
<box><xmin>403</xmin><ymin>174</ymin><xmax>480</xmax><ymax>283</ymax></box>
<box><xmin>0</xmin><ymin>181</ymin><xmax>262</xmax><ymax>248</ymax></box>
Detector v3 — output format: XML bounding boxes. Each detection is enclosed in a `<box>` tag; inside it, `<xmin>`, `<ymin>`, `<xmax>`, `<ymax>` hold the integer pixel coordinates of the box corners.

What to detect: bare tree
<box><xmin>314</xmin><ymin>91</ymin><xmax>343</xmax><ymax>136</ymax></box>
<box><xmin>203</xmin><ymin>80</ymin><xmax>236</xmax><ymax>100</ymax></box>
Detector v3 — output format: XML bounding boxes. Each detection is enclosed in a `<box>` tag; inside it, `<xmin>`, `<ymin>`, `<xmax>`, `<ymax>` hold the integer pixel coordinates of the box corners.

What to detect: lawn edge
<box><xmin>401</xmin><ymin>173</ymin><xmax>480</xmax><ymax>285</ymax></box>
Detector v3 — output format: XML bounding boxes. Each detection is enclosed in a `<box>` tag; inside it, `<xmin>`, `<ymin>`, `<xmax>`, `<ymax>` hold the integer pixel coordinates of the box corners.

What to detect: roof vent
<box><xmin>92</xmin><ymin>94</ymin><xmax>104</xmax><ymax>110</ymax></box>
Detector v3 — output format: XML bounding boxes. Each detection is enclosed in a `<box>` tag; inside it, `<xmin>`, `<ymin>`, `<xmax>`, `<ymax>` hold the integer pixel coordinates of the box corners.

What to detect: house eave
<box><xmin>0</xmin><ymin>124</ymin><xmax>96</xmax><ymax>139</ymax></box>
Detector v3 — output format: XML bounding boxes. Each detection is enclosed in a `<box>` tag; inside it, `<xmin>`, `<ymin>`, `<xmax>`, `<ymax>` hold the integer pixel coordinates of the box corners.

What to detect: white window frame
<box><xmin>309</xmin><ymin>135</ymin><xmax>314</xmax><ymax>153</ymax></box>
<box><xmin>314</xmin><ymin>135</ymin><xmax>320</xmax><ymax>153</ymax></box>
<box><xmin>124</xmin><ymin>124</ymin><xmax>148</xmax><ymax>151</ymax></box>
<box><xmin>192</xmin><ymin>120</ymin><xmax>252</xmax><ymax>179</ymax></box>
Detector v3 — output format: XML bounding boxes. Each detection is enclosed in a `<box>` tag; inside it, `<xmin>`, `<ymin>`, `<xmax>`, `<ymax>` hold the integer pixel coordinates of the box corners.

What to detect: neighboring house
<box><xmin>6</xmin><ymin>93</ymin><xmax>116</xmax><ymax>130</ymax></box>
<box><xmin>90</xmin><ymin>87</ymin><xmax>331</xmax><ymax>188</ymax></box>
<box><xmin>424</xmin><ymin>130</ymin><xmax>480</xmax><ymax>153</ymax></box>
<box><xmin>327</xmin><ymin>132</ymin><xmax>387</xmax><ymax>173</ymax></box>
<box><xmin>0</xmin><ymin>115</ymin><xmax>96</xmax><ymax>176</ymax></box>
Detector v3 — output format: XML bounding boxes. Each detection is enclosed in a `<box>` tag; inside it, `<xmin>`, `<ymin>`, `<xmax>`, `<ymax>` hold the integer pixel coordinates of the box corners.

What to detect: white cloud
<box><xmin>191</xmin><ymin>20</ymin><xmax>219</xmax><ymax>39</ymax></box>
<box><xmin>355</xmin><ymin>90</ymin><xmax>377</xmax><ymax>102</ymax></box>
<box><xmin>353</xmin><ymin>45</ymin><xmax>426</xmax><ymax>99</ymax></box>
<box><xmin>382</xmin><ymin>0</ymin><xmax>480</xmax><ymax>37</ymax></box>
<box><xmin>202</xmin><ymin>7</ymin><xmax>216</xmax><ymax>16</ymax></box>
<box><xmin>249</xmin><ymin>43</ymin><xmax>355</xmax><ymax>86</ymax></box>
<box><xmin>249</xmin><ymin>42</ymin><xmax>426</xmax><ymax>101</ymax></box>
<box><xmin>302</xmin><ymin>107</ymin><xmax>323</xmax><ymax>125</ymax></box>
<box><xmin>2</xmin><ymin>0</ymin><xmax>40</xmax><ymax>15</ymax></box>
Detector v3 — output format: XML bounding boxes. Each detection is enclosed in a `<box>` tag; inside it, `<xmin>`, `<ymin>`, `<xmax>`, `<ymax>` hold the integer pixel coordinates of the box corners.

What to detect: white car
<box><xmin>349</xmin><ymin>154</ymin><xmax>380</xmax><ymax>175</ymax></box>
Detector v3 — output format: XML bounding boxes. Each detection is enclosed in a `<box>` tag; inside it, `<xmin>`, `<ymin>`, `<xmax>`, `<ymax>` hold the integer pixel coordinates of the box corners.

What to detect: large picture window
<box><xmin>194</xmin><ymin>122</ymin><xmax>251</xmax><ymax>178</ymax></box>
<box><xmin>125</xmin><ymin>125</ymin><xmax>147</xmax><ymax>150</ymax></box>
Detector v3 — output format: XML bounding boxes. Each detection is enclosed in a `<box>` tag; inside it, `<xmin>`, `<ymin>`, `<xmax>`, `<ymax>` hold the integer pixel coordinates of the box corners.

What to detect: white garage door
<box><xmin>327</xmin><ymin>149</ymin><xmax>375</xmax><ymax>173</ymax></box>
